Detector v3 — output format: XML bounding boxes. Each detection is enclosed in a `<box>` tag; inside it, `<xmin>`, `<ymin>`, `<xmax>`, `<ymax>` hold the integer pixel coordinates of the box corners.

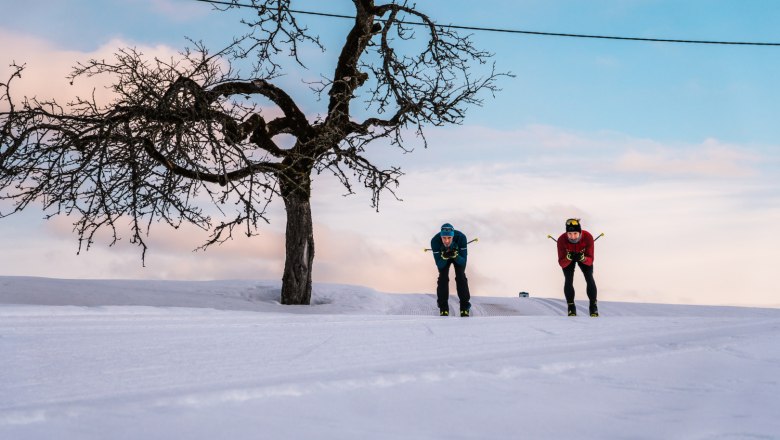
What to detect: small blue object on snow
<box><xmin>518</xmin><ymin>291</ymin><xmax>529</xmax><ymax>298</ymax></box>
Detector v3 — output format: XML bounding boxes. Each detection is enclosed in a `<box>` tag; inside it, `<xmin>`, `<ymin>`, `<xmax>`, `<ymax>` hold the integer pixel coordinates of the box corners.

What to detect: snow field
<box><xmin>1</xmin><ymin>277</ymin><xmax>779</xmax><ymax>439</ymax></box>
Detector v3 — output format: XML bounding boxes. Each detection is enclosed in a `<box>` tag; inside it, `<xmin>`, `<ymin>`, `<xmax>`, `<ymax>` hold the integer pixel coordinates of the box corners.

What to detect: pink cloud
<box><xmin>615</xmin><ymin>138</ymin><xmax>759</xmax><ymax>178</ymax></box>
<box><xmin>415</xmin><ymin>125</ymin><xmax>764</xmax><ymax>180</ymax></box>
<box><xmin>41</xmin><ymin>211</ymin><xmax>285</xmax><ymax>259</ymax></box>
<box><xmin>311</xmin><ymin>223</ymin><xmax>433</xmax><ymax>292</ymax></box>
<box><xmin>0</xmin><ymin>29</ymin><xmax>180</xmax><ymax>108</ymax></box>
<box><xmin>36</xmin><ymin>213</ymin><xmax>451</xmax><ymax>295</ymax></box>
<box><xmin>3</xmin><ymin>162</ymin><xmax>778</xmax><ymax>308</ymax></box>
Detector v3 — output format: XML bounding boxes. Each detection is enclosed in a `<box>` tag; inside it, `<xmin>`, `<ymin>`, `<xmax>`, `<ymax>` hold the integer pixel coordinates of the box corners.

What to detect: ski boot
<box><xmin>589</xmin><ymin>301</ymin><xmax>599</xmax><ymax>317</ymax></box>
<box><xmin>460</xmin><ymin>309</ymin><xmax>470</xmax><ymax>317</ymax></box>
<box><xmin>567</xmin><ymin>302</ymin><xmax>577</xmax><ymax>317</ymax></box>
<box><xmin>439</xmin><ymin>309</ymin><xmax>449</xmax><ymax>317</ymax></box>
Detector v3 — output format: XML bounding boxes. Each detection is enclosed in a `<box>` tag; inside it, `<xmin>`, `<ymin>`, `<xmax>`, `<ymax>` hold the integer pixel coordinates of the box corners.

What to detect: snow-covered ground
<box><xmin>2</xmin><ymin>276</ymin><xmax>779</xmax><ymax>439</ymax></box>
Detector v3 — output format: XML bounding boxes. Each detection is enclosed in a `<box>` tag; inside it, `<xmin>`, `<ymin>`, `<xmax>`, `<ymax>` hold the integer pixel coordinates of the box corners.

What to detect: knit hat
<box><xmin>440</xmin><ymin>223</ymin><xmax>455</xmax><ymax>237</ymax></box>
<box><xmin>565</xmin><ymin>218</ymin><xmax>582</xmax><ymax>233</ymax></box>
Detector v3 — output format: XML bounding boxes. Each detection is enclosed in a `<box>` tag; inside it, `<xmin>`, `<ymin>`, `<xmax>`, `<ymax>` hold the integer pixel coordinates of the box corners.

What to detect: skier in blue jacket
<box><xmin>430</xmin><ymin>223</ymin><xmax>472</xmax><ymax>317</ymax></box>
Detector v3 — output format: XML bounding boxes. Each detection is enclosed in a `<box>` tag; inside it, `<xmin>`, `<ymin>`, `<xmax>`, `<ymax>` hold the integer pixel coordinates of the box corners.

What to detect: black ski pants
<box><xmin>437</xmin><ymin>261</ymin><xmax>471</xmax><ymax>312</ymax></box>
<box><xmin>562</xmin><ymin>261</ymin><xmax>597</xmax><ymax>304</ymax></box>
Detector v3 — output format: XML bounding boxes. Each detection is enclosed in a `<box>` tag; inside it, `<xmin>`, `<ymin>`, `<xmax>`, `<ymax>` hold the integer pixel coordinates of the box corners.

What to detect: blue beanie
<box><xmin>440</xmin><ymin>223</ymin><xmax>455</xmax><ymax>237</ymax></box>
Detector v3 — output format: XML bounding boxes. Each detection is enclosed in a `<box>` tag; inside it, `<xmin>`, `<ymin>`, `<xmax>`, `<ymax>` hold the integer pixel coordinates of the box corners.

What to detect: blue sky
<box><xmin>1</xmin><ymin>1</ymin><xmax>779</xmax><ymax>307</ymax></box>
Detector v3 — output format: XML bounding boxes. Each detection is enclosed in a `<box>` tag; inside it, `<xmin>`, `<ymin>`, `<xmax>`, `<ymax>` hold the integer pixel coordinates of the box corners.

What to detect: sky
<box><xmin>2</xmin><ymin>277</ymin><xmax>780</xmax><ymax>438</ymax></box>
<box><xmin>1</xmin><ymin>0</ymin><xmax>780</xmax><ymax>307</ymax></box>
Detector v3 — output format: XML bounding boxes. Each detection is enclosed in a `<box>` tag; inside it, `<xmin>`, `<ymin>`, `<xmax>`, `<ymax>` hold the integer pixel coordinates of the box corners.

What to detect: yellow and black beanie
<box><xmin>565</xmin><ymin>218</ymin><xmax>582</xmax><ymax>233</ymax></box>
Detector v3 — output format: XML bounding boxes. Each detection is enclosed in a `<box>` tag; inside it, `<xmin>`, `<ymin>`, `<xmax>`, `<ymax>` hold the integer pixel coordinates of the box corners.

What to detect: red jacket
<box><xmin>557</xmin><ymin>230</ymin><xmax>595</xmax><ymax>268</ymax></box>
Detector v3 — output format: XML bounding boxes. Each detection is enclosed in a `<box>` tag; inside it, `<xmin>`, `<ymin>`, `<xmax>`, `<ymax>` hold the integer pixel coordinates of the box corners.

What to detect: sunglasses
<box><xmin>566</xmin><ymin>219</ymin><xmax>580</xmax><ymax>226</ymax></box>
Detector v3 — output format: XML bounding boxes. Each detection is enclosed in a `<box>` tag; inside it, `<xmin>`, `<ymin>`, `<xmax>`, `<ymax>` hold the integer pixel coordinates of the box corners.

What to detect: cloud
<box><xmin>306</xmin><ymin>153</ymin><xmax>779</xmax><ymax>307</ymax></box>
<box><xmin>393</xmin><ymin>125</ymin><xmax>767</xmax><ymax>183</ymax></box>
<box><xmin>2</xmin><ymin>155</ymin><xmax>778</xmax><ymax>307</ymax></box>
<box><xmin>311</xmin><ymin>223</ymin><xmax>433</xmax><ymax>292</ymax></box>
<box><xmin>0</xmin><ymin>25</ymin><xmax>294</xmax><ymax>146</ymax></box>
<box><xmin>614</xmin><ymin>138</ymin><xmax>760</xmax><ymax>178</ymax></box>
<box><xmin>0</xmin><ymin>28</ymin><xmax>181</xmax><ymax>108</ymax></box>
<box><xmin>36</xmin><ymin>210</ymin><xmax>286</xmax><ymax>276</ymax></box>
<box><xmin>1</xmin><ymin>34</ymin><xmax>777</xmax><ymax>308</ymax></box>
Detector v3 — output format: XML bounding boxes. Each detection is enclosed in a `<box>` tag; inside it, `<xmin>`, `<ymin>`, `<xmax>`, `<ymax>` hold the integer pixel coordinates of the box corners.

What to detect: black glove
<box><xmin>566</xmin><ymin>251</ymin><xmax>584</xmax><ymax>262</ymax></box>
<box><xmin>441</xmin><ymin>248</ymin><xmax>459</xmax><ymax>260</ymax></box>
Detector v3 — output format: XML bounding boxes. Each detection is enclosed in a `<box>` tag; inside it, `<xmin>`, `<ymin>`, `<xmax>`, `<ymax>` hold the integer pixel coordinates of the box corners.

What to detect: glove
<box><xmin>441</xmin><ymin>247</ymin><xmax>459</xmax><ymax>260</ymax></box>
<box><xmin>566</xmin><ymin>251</ymin><xmax>584</xmax><ymax>262</ymax></box>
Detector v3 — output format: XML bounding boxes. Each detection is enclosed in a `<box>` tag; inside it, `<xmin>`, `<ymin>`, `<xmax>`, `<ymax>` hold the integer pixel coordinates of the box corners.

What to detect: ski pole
<box><xmin>547</xmin><ymin>232</ymin><xmax>604</xmax><ymax>243</ymax></box>
<box><xmin>423</xmin><ymin>237</ymin><xmax>479</xmax><ymax>252</ymax></box>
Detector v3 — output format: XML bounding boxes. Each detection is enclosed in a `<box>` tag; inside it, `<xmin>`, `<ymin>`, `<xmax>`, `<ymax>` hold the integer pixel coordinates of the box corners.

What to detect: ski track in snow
<box><xmin>2</xmin><ymin>276</ymin><xmax>780</xmax><ymax>439</ymax></box>
<box><xmin>2</xmin><ymin>312</ymin><xmax>764</xmax><ymax>407</ymax></box>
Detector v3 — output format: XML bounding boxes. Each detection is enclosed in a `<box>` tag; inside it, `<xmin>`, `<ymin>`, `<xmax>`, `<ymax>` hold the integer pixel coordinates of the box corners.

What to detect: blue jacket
<box><xmin>431</xmin><ymin>230</ymin><xmax>468</xmax><ymax>270</ymax></box>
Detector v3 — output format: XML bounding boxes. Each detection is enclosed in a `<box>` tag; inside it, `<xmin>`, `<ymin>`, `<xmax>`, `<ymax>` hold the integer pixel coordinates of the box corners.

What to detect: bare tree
<box><xmin>0</xmin><ymin>0</ymin><xmax>505</xmax><ymax>305</ymax></box>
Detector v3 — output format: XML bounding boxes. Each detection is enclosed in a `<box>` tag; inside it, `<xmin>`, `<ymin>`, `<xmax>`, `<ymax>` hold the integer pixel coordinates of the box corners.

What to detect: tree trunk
<box><xmin>280</xmin><ymin>175</ymin><xmax>314</xmax><ymax>305</ymax></box>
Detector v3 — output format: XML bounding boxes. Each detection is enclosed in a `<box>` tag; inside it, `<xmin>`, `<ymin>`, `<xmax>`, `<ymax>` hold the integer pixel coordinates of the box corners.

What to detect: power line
<box><xmin>194</xmin><ymin>0</ymin><xmax>780</xmax><ymax>47</ymax></box>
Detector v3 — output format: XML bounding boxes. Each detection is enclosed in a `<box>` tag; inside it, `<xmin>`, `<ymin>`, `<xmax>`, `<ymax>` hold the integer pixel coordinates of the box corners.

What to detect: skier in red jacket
<box><xmin>557</xmin><ymin>218</ymin><xmax>598</xmax><ymax>317</ymax></box>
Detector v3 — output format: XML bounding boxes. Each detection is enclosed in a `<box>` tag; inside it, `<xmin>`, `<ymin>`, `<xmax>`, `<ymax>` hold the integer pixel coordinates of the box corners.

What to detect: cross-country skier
<box><xmin>431</xmin><ymin>223</ymin><xmax>472</xmax><ymax>317</ymax></box>
<box><xmin>557</xmin><ymin>218</ymin><xmax>599</xmax><ymax>317</ymax></box>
